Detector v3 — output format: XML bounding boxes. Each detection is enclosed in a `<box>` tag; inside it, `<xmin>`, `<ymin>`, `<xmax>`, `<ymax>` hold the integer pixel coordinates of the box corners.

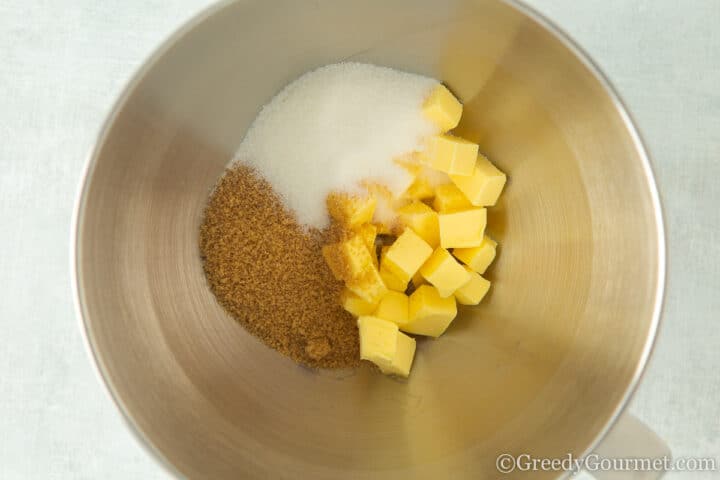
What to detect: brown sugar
<box><xmin>199</xmin><ymin>164</ymin><xmax>360</xmax><ymax>369</ymax></box>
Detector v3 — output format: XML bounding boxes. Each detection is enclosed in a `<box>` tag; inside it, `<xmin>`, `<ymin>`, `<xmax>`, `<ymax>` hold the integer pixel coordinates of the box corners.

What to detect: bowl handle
<box><xmin>586</xmin><ymin>412</ymin><xmax>671</xmax><ymax>479</ymax></box>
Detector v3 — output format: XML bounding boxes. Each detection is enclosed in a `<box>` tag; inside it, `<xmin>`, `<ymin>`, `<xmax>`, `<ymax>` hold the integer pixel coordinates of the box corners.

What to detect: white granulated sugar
<box><xmin>234</xmin><ymin>62</ymin><xmax>439</xmax><ymax>228</ymax></box>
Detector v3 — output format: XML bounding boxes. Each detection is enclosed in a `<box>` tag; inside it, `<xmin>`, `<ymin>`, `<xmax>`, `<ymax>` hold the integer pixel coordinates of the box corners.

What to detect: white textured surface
<box><xmin>235</xmin><ymin>62</ymin><xmax>438</xmax><ymax>227</ymax></box>
<box><xmin>0</xmin><ymin>1</ymin><xmax>717</xmax><ymax>478</ymax></box>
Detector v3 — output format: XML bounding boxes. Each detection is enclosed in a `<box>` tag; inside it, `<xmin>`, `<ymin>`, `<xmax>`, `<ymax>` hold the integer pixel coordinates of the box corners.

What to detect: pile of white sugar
<box><xmin>233</xmin><ymin>62</ymin><xmax>440</xmax><ymax>228</ymax></box>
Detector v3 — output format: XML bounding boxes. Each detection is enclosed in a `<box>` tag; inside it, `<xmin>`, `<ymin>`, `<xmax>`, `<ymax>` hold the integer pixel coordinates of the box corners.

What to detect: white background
<box><xmin>0</xmin><ymin>1</ymin><xmax>718</xmax><ymax>478</ymax></box>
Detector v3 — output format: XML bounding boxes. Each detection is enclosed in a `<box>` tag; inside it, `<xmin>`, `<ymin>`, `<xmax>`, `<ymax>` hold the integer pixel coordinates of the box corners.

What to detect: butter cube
<box><xmin>374</xmin><ymin>291</ymin><xmax>410</xmax><ymax>327</ymax></box>
<box><xmin>422</xmin><ymin>84</ymin><xmax>462</xmax><ymax>132</ymax></box>
<box><xmin>425</xmin><ymin>134</ymin><xmax>478</xmax><ymax>176</ymax></box>
<box><xmin>355</xmin><ymin>223</ymin><xmax>378</xmax><ymax>267</ymax></box>
<box><xmin>454</xmin><ymin>267</ymin><xmax>491</xmax><ymax>305</ymax></box>
<box><xmin>453</xmin><ymin>235</ymin><xmax>497</xmax><ymax>274</ymax></box>
<box><xmin>420</xmin><ymin>248</ymin><xmax>472</xmax><ymax>298</ymax></box>
<box><xmin>346</xmin><ymin>263</ymin><xmax>388</xmax><ymax>304</ymax></box>
<box><xmin>404</xmin><ymin>177</ymin><xmax>435</xmax><ymax>200</ymax></box>
<box><xmin>438</xmin><ymin>208</ymin><xmax>487</xmax><ymax>249</ymax></box>
<box><xmin>410</xmin><ymin>179</ymin><xmax>434</xmax><ymax>200</ymax></box>
<box><xmin>380</xmin><ymin>245</ymin><xmax>389</xmax><ymax>262</ymax></box>
<box><xmin>433</xmin><ymin>183</ymin><xmax>473</xmax><ymax>212</ymax></box>
<box><xmin>340</xmin><ymin>288</ymin><xmax>379</xmax><ymax>317</ymax></box>
<box><xmin>404</xmin><ymin>285</ymin><xmax>458</xmax><ymax>337</ymax></box>
<box><xmin>397</xmin><ymin>160</ymin><xmax>447</xmax><ymax>201</ymax></box>
<box><xmin>401</xmin><ymin>166</ymin><xmax>435</xmax><ymax>200</ymax></box>
<box><xmin>322</xmin><ymin>234</ymin><xmax>375</xmax><ymax>281</ymax></box>
<box><xmin>380</xmin><ymin>246</ymin><xmax>408</xmax><ymax>292</ymax></box>
<box><xmin>380</xmin><ymin>264</ymin><xmax>408</xmax><ymax>292</ymax></box>
<box><xmin>327</xmin><ymin>192</ymin><xmax>377</xmax><ymax>228</ymax></box>
<box><xmin>397</xmin><ymin>202</ymin><xmax>440</xmax><ymax>248</ymax></box>
<box><xmin>357</xmin><ymin>316</ymin><xmax>398</xmax><ymax>368</ymax></box>
<box><xmin>380</xmin><ymin>332</ymin><xmax>416</xmax><ymax>377</ymax></box>
<box><xmin>383</xmin><ymin>228</ymin><xmax>434</xmax><ymax>284</ymax></box>
<box><xmin>450</xmin><ymin>154</ymin><xmax>506</xmax><ymax>206</ymax></box>
<box><xmin>356</xmin><ymin>223</ymin><xmax>377</xmax><ymax>252</ymax></box>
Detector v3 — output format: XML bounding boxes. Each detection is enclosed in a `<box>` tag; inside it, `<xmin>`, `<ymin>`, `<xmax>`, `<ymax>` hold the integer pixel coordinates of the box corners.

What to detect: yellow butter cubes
<box><xmin>397</xmin><ymin>202</ymin><xmax>440</xmax><ymax>248</ymax></box>
<box><xmin>380</xmin><ymin>264</ymin><xmax>408</xmax><ymax>292</ymax></box>
<box><xmin>346</xmin><ymin>264</ymin><xmax>388</xmax><ymax>305</ymax></box>
<box><xmin>404</xmin><ymin>285</ymin><xmax>457</xmax><ymax>337</ymax></box>
<box><xmin>402</xmin><ymin>169</ymin><xmax>435</xmax><ymax>201</ymax></box>
<box><xmin>425</xmin><ymin>134</ymin><xmax>478</xmax><ymax>176</ymax></box>
<box><xmin>323</xmin><ymin>84</ymin><xmax>507</xmax><ymax>378</ymax></box>
<box><xmin>322</xmin><ymin>234</ymin><xmax>375</xmax><ymax>281</ymax></box>
<box><xmin>404</xmin><ymin>179</ymin><xmax>434</xmax><ymax>200</ymax></box>
<box><xmin>397</xmin><ymin>159</ymin><xmax>450</xmax><ymax>201</ymax></box>
<box><xmin>454</xmin><ymin>267</ymin><xmax>491</xmax><ymax>305</ymax></box>
<box><xmin>383</xmin><ymin>332</ymin><xmax>416</xmax><ymax>377</ymax></box>
<box><xmin>327</xmin><ymin>192</ymin><xmax>377</xmax><ymax>228</ymax></box>
<box><xmin>357</xmin><ymin>316</ymin><xmax>416</xmax><ymax>377</ymax></box>
<box><xmin>379</xmin><ymin>246</ymin><xmax>408</xmax><ymax>291</ymax></box>
<box><xmin>450</xmin><ymin>154</ymin><xmax>506</xmax><ymax>206</ymax></box>
<box><xmin>356</xmin><ymin>223</ymin><xmax>377</xmax><ymax>253</ymax></box>
<box><xmin>357</xmin><ymin>316</ymin><xmax>399</xmax><ymax>366</ymax></box>
<box><xmin>322</xmin><ymin>235</ymin><xmax>386</xmax><ymax>304</ymax></box>
<box><xmin>374</xmin><ymin>291</ymin><xmax>409</xmax><ymax>327</ymax></box>
<box><xmin>419</xmin><ymin>248</ymin><xmax>471</xmax><ymax>298</ymax></box>
<box><xmin>383</xmin><ymin>228</ymin><xmax>433</xmax><ymax>285</ymax></box>
<box><xmin>433</xmin><ymin>183</ymin><xmax>473</xmax><ymax>212</ymax></box>
<box><xmin>340</xmin><ymin>288</ymin><xmax>379</xmax><ymax>316</ymax></box>
<box><xmin>422</xmin><ymin>84</ymin><xmax>462</xmax><ymax>132</ymax></box>
<box><xmin>453</xmin><ymin>235</ymin><xmax>497</xmax><ymax>274</ymax></box>
<box><xmin>438</xmin><ymin>208</ymin><xmax>487</xmax><ymax>248</ymax></box>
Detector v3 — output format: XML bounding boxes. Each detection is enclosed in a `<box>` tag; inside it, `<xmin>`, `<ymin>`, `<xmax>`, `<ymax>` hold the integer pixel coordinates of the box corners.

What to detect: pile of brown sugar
<box><xmin>199</xmin><ymin>164</ymin><xmax>360</xmax><ymax>369</ymax></box>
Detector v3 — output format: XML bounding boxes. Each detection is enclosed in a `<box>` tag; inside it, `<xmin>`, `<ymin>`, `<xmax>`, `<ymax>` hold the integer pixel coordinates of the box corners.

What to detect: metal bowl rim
<box><xmin>69</xmin><ymin>0</ymin><xmax>667</xmax><ymax>477</ymax></box>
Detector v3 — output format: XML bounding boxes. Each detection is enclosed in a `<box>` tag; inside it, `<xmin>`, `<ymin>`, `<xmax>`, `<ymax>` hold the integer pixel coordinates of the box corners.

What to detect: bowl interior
<box><xmin>75</xmin><ymin>0</ymin><xmax>663</xmax><ymax>478</ymax></box>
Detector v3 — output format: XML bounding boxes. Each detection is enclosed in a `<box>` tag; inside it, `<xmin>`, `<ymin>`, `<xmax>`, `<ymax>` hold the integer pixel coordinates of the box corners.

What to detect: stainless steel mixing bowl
<box><xmin>72</xmin><ymin>0</ymin><xmax>665</xmax><ymax>478</ymax></box>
